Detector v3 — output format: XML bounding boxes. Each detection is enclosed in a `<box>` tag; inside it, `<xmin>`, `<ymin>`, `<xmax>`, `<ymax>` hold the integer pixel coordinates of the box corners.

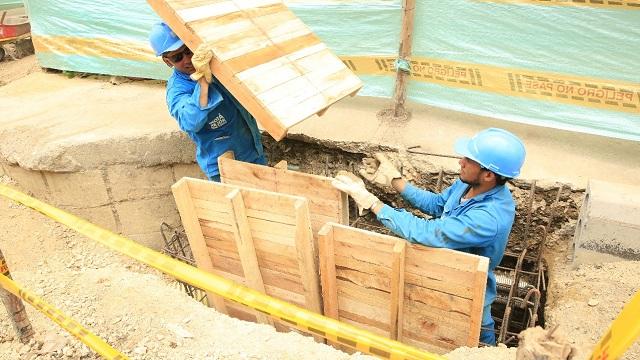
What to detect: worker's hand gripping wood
<box><xmin>332</xmin><ymin>171</ymin><xmax>379</xmax><ymax>215</ymax></box>
<box><xmin>190</xmin><ymin>44</ymin><xmax>213</xmax><ymax>83</ymax></box>
<box><xmin>359</xmin><ymin>153</ymin><xmax>402</xmax><ymax>187</ymax></box>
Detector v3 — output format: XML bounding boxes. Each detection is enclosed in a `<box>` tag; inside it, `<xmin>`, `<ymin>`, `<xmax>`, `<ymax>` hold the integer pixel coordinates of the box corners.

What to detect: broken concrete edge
<box><xmin>282</xmin><ymin>132</ymin><xmax>585</xmax><ymax>193</ymax></box>
<box><xmin>0</xmin><ymin>129</ymin><xmax>195</xmax><ymax>172</ymax></box>
<box><xmin>572</xmin><ymin>179</ymin><xmax>640</xmax><ymax>264</ymax></box>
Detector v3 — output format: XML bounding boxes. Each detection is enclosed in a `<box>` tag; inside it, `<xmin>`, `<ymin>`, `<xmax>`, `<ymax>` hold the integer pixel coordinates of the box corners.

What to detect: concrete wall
<box><xmin>0</xmin><ymin>161</ymin><xmax>206</xmax><ymax>250</ymax></box>
<box><xmin>573</xmin><ymin>179</ymin><xmax>640</xmax><ymax>264</ymax></box>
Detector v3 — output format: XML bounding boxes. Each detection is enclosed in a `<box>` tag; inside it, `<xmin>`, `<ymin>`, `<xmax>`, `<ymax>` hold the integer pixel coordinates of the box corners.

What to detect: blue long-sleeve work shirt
<box><xmin>166</xmin><ymin>70</ymin><xmax>265</xmax><ymax>178</ymax></box>
<box><xmin>377</xmin><ymin>179</ymin><xmax>516</xmax><ymax>307</ymax></box>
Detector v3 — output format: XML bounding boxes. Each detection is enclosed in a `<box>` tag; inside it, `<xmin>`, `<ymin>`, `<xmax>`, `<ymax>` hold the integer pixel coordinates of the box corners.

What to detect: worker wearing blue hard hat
<box><xmin>332</xmin><ymin>128</ymin><xmax>526</xmax><ymax>346</ymax></box>
<box><xmin>149</xmin><ymin>22</ymin><xmax>266</xmax><ymax>181</ymax></box>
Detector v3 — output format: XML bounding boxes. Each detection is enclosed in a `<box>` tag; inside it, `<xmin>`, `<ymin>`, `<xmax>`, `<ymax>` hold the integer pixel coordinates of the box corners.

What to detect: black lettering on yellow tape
<box><xmin>339</xmin><ymin>55</ymin><xmax>640</xmax><ymax>114</ymax></box>
<box><xmin>508</xmin><ymin>73</ymin><xmax>638</xmax><ymax>109</ymax></box>
<box><xmin>370</xmin><ymin>346</ymin><xmax>392</xmax><ymax>358</ymax></box>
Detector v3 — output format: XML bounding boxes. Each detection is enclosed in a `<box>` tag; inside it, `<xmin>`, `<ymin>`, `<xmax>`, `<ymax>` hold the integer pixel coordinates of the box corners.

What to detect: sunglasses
<box><xmin>164</xmin><ymin>46</ymin><xmax>192</xmax><ymax>63</ymax></box>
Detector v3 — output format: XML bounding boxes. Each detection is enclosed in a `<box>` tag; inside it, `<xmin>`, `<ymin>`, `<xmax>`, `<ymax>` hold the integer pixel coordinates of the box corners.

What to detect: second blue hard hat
<box><xmin>454</xmin><ymin>128</ymin><xmax>526</xmax><ymax>178</ymax></box>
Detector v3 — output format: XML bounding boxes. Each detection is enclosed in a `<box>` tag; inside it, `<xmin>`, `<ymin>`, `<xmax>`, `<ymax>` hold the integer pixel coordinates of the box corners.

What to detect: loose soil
<box><xmin>1</xmin><ymin>55</ymin><xmax>639</xmax><ymax>360</ymax></box>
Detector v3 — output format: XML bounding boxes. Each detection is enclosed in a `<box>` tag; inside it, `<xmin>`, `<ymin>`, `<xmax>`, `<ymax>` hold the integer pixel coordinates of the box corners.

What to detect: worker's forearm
<box><xmin>198</xmin><ymin>78</ymin><xmax>209</xmax><ymax>108</ymax></box>
<box><xmin>371</xmin><ymin>178</ymin><xmax>405</xmax><ymax>214</ymax></box>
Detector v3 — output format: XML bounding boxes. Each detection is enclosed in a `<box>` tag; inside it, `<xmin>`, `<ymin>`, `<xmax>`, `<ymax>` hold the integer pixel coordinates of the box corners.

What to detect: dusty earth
<box><xmin>0</xmin><ymin>55</ymin><xmax>639</xmax><ymax>360</ymax></box>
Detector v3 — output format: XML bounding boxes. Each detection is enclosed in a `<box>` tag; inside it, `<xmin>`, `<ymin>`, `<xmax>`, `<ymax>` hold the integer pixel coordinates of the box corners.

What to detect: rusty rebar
<box><xmin>406</xmin><ymin>145</ymin><xmax>462</xmax><ymax>159</ymax></box>
<box><xmin>0</xmin><ymin>248</ymin><xmax>34</xmax><ymax>343</ymax></box>
<box><xmin>436</xmin><ymin>168</ymin><xmax>444</xmax><ymax>193</ymax></box>
<box><xmin>523</xmin><ymin>180</ymin><xmax>536</xmax><ymax>247</ymax></box>
<box><xmin>498</xmin><ymin>248</ymin><xmax>528</xmax><ymax>343</ymax></box>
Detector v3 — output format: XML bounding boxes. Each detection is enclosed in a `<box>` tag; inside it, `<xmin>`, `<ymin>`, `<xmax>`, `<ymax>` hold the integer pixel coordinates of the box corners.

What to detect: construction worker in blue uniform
<box><xmin>332</xmin><ymin>128</ymin><xmax>526</xmax><ymax>345</ymax></box>
<box><xmin>149</xmin><ymin>23</ymin><xmax>266</xmax><ymax>181</ymax></box>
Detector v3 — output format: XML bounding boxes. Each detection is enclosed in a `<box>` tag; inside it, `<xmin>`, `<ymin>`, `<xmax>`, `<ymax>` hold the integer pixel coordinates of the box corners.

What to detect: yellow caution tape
<box><xmin>31</xmin><ymin>36</ymin><xmax>157</xmax><ymax>63</ymax></box>
<box><xmin>0</xmin><ymin>274</ymin><xmax>128</xmax><ymax>360</ymax></box>
<box><xmin>475</xmin><ymin>0</ymin><xmax>640</xmax><ymax>10</ymax></box>
<box><xmin>31</xmin><ymin>35</ymin><xmax>639</xmax><ymax>115</ymax></box>
<box><xmin>0</xmin><ymin>184</ymin><xmax>444</xmax><ymax>360</ymax></box>
<box><xmin>590</xmin><ymin>290</ymin><xmax>640</xmax><ymax>360</ymax></box>
<box><xmin>341</xmin><ymin>55</ymin><xmax>640</xmax><ymax>114</ymax></box>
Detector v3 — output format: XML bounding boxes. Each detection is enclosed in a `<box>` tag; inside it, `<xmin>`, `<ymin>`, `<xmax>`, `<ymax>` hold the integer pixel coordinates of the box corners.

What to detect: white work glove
<box><xmin>190</xmin><ymin>43</ymin><xmax>214</xmax><ymax>83</ymax></box>
<box><xmin>359</xmin><ymin>153</ymin><xmax>402</xmax><ymax>187</ymax></box>
<box><xmin>332</xmin><ymin>171</ymin><xmax>380</xmax><ymax>215</ymax></box>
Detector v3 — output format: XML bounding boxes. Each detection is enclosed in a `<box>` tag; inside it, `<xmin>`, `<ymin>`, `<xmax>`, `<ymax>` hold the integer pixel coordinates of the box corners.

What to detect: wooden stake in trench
<box><xmin>392</xmin><ymin>0</ymin><xmax>416</xmax><ymax>118</ymax></box>
<box><xmin>0</xmin><ymin>248</ymin><xmax>34</xmax><ymax>343</ymax></box>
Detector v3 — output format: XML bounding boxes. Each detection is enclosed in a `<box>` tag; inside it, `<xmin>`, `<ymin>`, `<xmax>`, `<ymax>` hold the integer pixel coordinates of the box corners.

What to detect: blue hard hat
<box><xmin>149</xmin><ymin>22</ymin><xmax>184</xmax><ymax>56</ymax></box>
<box><xmin>454</xmin><ymin>128</ymin><xmax>526</xmax><ymax>178</ymax></box>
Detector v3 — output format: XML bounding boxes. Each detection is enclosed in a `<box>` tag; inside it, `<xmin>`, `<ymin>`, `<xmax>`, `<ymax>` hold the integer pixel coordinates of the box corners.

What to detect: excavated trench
<box><xmin>165</xmin><ymin>134</ymin><xmax>584</xmax><ymax>347</ymax></box>
<box><xmin>262</xmin><ymin>135</ymin><xmax>584</xmax><ymax>345</ymax></box>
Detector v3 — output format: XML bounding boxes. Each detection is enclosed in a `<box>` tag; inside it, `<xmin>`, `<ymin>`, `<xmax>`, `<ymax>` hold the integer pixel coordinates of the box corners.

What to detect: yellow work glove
<box><xmin>359</xmin><ymin>153</ymin><xmax>402</xmax><ymax>187</ymax></box>
<box><xmin>332</xmin><ymin>171</ymin><xmax>380</xmax><ymax>216</ymax></box>
<box><xmin>190</xmin><ymin>43</ymin><xmax>213</xmax><ymax>83</ymax></box>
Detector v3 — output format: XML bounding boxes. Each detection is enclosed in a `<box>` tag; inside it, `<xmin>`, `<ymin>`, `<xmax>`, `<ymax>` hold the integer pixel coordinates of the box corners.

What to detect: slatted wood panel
<box><xmin>318</xmin><ymin>223</ymin><xmax>488</xmax><ymax>354</ymax></box>
<box><xmin>219</xmin><ymin>156</ymin><xmax>349</xmax><ymax>235</ymax></box>
<box><xmin>171</xmin><ymin>177</ymin><xmax>322</xmax><ymax>330</ymax></box>
<box><xmin>147</xmin><ymin>0</ymin><xmax>363</xmax><ymax>141</ymax></box>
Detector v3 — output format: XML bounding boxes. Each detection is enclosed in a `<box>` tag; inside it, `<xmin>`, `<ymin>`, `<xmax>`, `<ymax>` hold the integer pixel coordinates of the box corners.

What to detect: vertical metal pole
<box><xmin>393</xmin><ymin>0</ymin><xmax>416</xmax><ymax>117</ymax></box>
<box><xmin>0</xmin><ymin>248</ymin><xmax>34</xmax><ymax>343</ymax></box>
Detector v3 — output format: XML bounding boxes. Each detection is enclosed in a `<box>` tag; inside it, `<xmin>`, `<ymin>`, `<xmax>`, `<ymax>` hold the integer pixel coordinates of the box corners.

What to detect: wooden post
<box><xmin>171</xmin><ymin>180</ymin><xmax>228</xmax><ymax>314</ymax></box>
<box><xmin>0</xmin><ymin>248</ymin><xmax>34</xmax><ymax>343</ymax></box>
<box><xmin>393</xmin><ymin>0</ymin><xmax>416</xmax><ymax>117</ymax></box>
<box><xmin>317</xmin><ymin>224</ymin><xmax>341</xmax><ymax>348</ymax></box>
<box><xmin>389</xmin><ymin>240</ymin><xmax>406</xmax><ymax>341</ymax></box>
<box><xmin>294</xmin><ymin>200</ymin><xmax>323</xmax><ymax>316</ymax></box>
<box><xmin>226</xmin><ymin>189</ymin><xmax>274</xmax><ymax>326</ymax></box>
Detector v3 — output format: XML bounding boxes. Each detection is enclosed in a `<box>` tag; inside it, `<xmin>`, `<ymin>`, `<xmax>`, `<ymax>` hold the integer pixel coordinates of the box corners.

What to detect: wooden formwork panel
<box><xmin>218</xmin><ymin>156</ymin><xmax>349</xmax><ymax>235</ymax></box>
<box><xmin>171</xmin><ymin>177</ymin><xmax>321</xmax><ymax>330</ymax></box>
<box><xmin>318</xmin><ymin>223</ymin><xmax>488</xmax><ymax>354</ymax></box>
<box><xmin>147</xmin><ymin>0</ymin><xmax>363</xmax><ymax>141</ymax></box>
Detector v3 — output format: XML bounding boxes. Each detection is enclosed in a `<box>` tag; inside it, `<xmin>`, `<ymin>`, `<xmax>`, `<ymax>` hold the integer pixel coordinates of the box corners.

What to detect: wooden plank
<box><xmin>336</xmin><ymin>311</ymin><xmax>388</xmax><ymax>337</ymax></box>
<box><xmin>319</xmin><ymin>222</ymin><xmax>487</xmax><ymax>352</ymax></box>
<box><xmin>403</xmin><ymin>269</ymin><xmax>474</xmax><ymax>300</ymax></box>
<box><xmin>337</xmin><ymin>290</ymin><xmax>389</xmax><ymax>327</ymax></box>
<box><xmin>393</xmin><ymin>0</ymin><xmax>416</xmax><ymax>117</ymax></box>
<box><xmin>207</xmin><ymin>247</ymin><xmax>304</xmax><ymax>294</ymax></box>
<box><xmin>219</xmin><ymin>157</ymin><xmax>347</xmax><ymax>229</ymax></box>
<box><xmin>334</xmin><ymin>242</ymin><xmax>395</xmax><ymax>270</ymax></box>
<box><xmin>336</xmin><ymin>279</ymin><xmax>390</xmax><ymax>311</ymax></box>
<box><xmin>170</xmin><ymin>178</ymin><xmax>228</xmax><ymax>313</ymax></box>
<box><xmin>209</xmin><ymin>51</ymin><xmax>288</xmax><ymax>140</ymax></box>
<box><xmin>402</xmin><ymin>302</ymin><xmax>470</xmax><ymax>345</ymax></box>
<box><xmin>188</xmin><ymin>179</ymin><xmax>299</xmax><ymax>216</ymax></box>
<box><xmin>402</xmin><ymin>333</ymin><xmax>457</xmax><ymax>355</ymax></box>
<box><xmin>226</xmin><ymin>189</ymin><xmax>273</xmax><ymax>325</ymax></box>
<box><xmin>227</xmin><ymin>33</ymin><xmax>322</xmax><ymax>75</ymax></box>
<box><xmin>467</xmin><ymin>257</ymin><xmax>488</xmax><ymax>346</ymax></box>
<box><xmin>407</xmin><ymin>244</ymin><xmax>484</xmax><ymax>273</ymax></box>
<box><xmin>148</xmin><ymin>0</ymin><xmax>362</xmax><ymax>141</ymax></box>
<box><xmin>207</xmin><ymin>241</ymin><xmax>303</xmax><ymax>282</ymax></box>
<box><xmin>333</xmin><ymin>224</ymin><xmax>398</xmax><ymax>252</ymax></box>
<box><xmin>390</xmin><ymin>240</ymin><xmax>406</xmax><ymax>341</ymax></box>
<box><xmin>404</xmin><ymin>283</ymin><xmax>474</xmax><ymax>317</ymax></box>
<box><xmin>318</xmin><ymin>224</ymin><xmax>338</xmax><ymax>320</ymax></box>
<box><xmin>293</xmin><ymin>199</ymin><xmax>322</xmax><ymax>315</ymax></box>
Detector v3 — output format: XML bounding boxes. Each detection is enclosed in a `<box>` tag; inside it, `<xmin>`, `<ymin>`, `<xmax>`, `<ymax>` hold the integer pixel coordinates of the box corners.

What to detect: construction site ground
<box><xmin>0</xmin><ymin>55</ymin><xmax>639</xmax><ymax>360</ymax></box>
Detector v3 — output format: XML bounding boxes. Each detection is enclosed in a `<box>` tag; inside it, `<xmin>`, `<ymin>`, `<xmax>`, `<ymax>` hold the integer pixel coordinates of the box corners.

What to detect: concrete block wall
<box><xmin>0</xmin><ymin>161</ymin><xmax>206</xmax><ymax>250</ymax></box>
<box><xmin>573</xmin><ymin>179</ymin><xmax>640</xmax><ymax>264</ymax></box>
